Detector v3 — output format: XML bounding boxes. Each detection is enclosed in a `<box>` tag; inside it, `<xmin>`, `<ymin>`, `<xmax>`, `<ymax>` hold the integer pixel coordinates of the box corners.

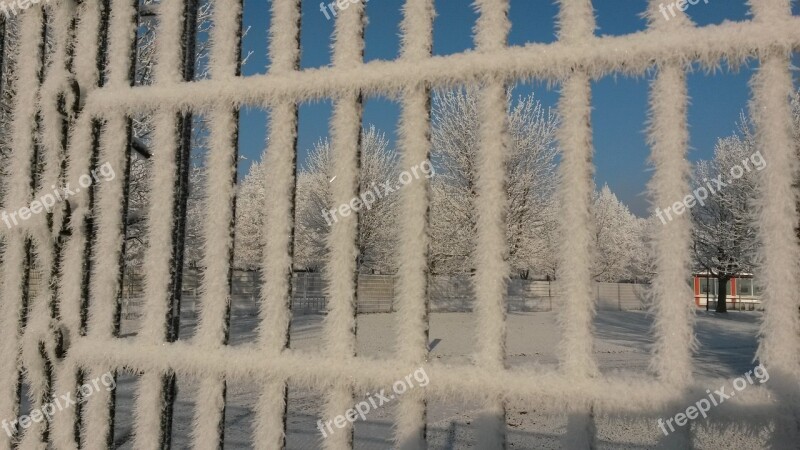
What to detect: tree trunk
<box><xmin>716</xmin><ymin>277</ymin><xmax>730</xmax><ymax>313</ymax></box>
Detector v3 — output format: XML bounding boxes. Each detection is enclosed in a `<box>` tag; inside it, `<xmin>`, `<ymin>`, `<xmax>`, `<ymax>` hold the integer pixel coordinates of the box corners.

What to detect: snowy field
<box><xmin>106</xmin><ymin>305</ymin><xmax>769</xmax><ymax>449</ymax></box>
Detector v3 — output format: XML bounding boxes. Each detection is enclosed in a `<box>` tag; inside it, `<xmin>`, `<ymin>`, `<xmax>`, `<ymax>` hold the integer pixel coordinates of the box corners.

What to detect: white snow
<box><xmin>103</xmin><ymin>302</ymin><xmax>771</xmax><ymax>449</ymax></box>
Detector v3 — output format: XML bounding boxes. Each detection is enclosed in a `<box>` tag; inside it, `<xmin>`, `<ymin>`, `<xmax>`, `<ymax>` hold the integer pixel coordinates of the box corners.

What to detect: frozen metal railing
<box><xmin>0</xmin><ymin>0</ymin><xmax>799</xmax><ymax>449</ymax></box>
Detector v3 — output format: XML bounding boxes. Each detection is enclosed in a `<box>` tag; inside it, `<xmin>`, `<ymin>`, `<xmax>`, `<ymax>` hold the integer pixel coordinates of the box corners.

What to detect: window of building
<box><xmin>738</xmin><ymin>278</ymin><xmax>753</xmax><ymax>297</ymax></box>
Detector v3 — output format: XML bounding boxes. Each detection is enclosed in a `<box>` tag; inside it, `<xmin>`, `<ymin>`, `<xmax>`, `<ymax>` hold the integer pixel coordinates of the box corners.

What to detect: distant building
<box><xmin>692</xmin><ymin>272</ymin><xmax>762</xmax><ymax>310</ymax></box>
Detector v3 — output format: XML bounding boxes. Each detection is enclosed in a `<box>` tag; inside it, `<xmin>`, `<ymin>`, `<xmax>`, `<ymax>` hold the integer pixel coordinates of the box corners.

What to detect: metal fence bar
<box><xmin>643</xmin><ymin>19</ymin><xmax>697</xmax><ymax>427</ymax></box>
<box><xmin>390</xmin><ymin>0</ymin><xmax>434</xmax><ymax>422</ymax></box>
<box><xmin>471</xmin><ymin>0</ymin><xmax>511</xmax><ymax>447</ymax></box>
<box><xmin>554</xmin><ymin>1</ymin><xmax>600</xmax><ymax>447</ymax></box>
<box><xmin>79</xmin><ymin>0</ymin><xmax>138</xmax><ymax>446</ymax></box>
<box><xmin>320</xmin><ymin>0</ymin><xmax>366</xmax><ymax>446</ymax></box>
<box><xmin>749</xmin><ymin>1</ymin><xmax>800</xmax><ymax>446</ymax></box>
<box><xmin>131</xmin><ymin>0</ymin><xmax>195</xmax><ymax>446</ymax></box>
<box><xmin>12</xmin><ymin>2</ymin><xmax>53</xmax><ymax>446</ymax></box>
<box><xmin>79</xmin><ymin>16</ymin><xmax>800</xmax><ymax>115</ymax></box>
<box><xmin>0</xmin><ymin>6</ymin><xmax>47</xmax><ymax>449</ymax></box>
<box><xmin>161</xmin><ymin>0</ymin><xmax>201</xmax><ymax>441</ymax></box>
<box><xmin>645</xmin><ymin>0</ymin><xmax>695</xmax><ymax>390</ymax></box>
<box><xmin>19</xmin><ymin>1</ymin><xmax>81</xmax><ymax>446</ymax></box>
<box><xmin>253</xmin><ymin>0</ymin><xmax>301</xmax><ymax>446</ymax></box>
<box><xmin>49</xmin><ymin>0</ymin><xmax>106</xmax><ymax>445</ymax></box>
<box><xmin>190</xmin><ymin>0</ymin><xmax>243</xmax><ymax>445</ymax></box>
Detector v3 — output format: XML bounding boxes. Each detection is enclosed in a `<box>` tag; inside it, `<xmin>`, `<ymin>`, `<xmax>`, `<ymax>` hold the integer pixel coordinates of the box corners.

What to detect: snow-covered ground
<box><xmin>106</xmin><ymin>303</ymin><xmax>771</xmax><ymax>449</ymax></box>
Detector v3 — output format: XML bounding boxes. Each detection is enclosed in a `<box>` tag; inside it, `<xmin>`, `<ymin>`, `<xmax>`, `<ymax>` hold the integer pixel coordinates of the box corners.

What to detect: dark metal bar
<box><xmin>215</xmin><ymin>3</ymin><xmax>245</xmax><ymax>447</ymax></box>
<box><xmin>75</xmin><ymin>0</ymin><xmax>112</xmax><ymax>446</ymax></box>
<box><xmin>0</xmin><ymin>18</ymin><xmax>6</xmax><ymax>107</ymax></box>
<box><xmin>106</xmin><ymin>0</ymin><xmax>142</xmax><ymax>446</ymax></box>
<box><xmin>277</xmin><ymin>6</ymin><xmax>302</xmax><ymax>447</ymax></box>
<box><xmin>45</xmin><ymin>91</ymin><xmax>72</xmax><ymax>447</ymax></box>
<box><xmin>131</xmin><ymin>136</ymin><xmax>152</xmax><ymax>158</ymax></box>
<box><xmin>41</xmin><ymin>1</ymin><xmax>83</xmax><ymax>443</ymax></box>
<box><xmin>161</xmin><ymin>0</ymin><xmax>200</xmax><ymax>446</ymax></box>
<box><xmin>12</xmin><ymin>7</ymin><xmax>50</xmax><ymax>446</ymax></box>
<box><xmin>218</xmin><ymin>102</ymin><xmax>241</xmax><ymax>450</ymax></box>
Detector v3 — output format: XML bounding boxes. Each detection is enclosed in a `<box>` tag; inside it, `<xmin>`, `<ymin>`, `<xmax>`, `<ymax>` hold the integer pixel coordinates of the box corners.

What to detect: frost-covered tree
<box><xmin>236</xmin><ymin>126</ymin><xmax>399</xmax><ymax>273</ymax></box>
<box><xmin>537</xmin><ymin>205</ymin><xmax>561</xmax><ymax>280</ymax></box>
<box><xmin>122</xmin><ymin>152</ymin><xmax>151</xmax><ymax>267</ymax></box>
<box><xmin>299</xmin><ymin>126</ymin><xmax>399</xmax><ymax>273</ymax></box>
<box><xmin>292</xmin><ymin>171</ymin><xmax>322</xmax><ymax>270</ymax></box>
<box><xmin>692</xmin><ymin>119</ymin><xmax>763</xmax><ymax>313</ymax></box>
<box><xmin>591</xmin><ymin>185</ymin><xmax>647</xmax><ymax>282</ymax></box>
<box><xmin>234</xmin><ymin>159</ymin><xmax>267</xmax><ymax>269</ymax></box>
<box><xmin>429</xmin><ymin>88</ymin><xmax>559</xmax><ymax>277</ymax></box>
<box><xmin>631</xmin><ymin>216</ymin><xmax>660</xmax><ymax>283</ymax></box>
<box><xmin>183</xmin><ymin>164</ymin><xmax>207</xmax><ymax>268</ymax></box>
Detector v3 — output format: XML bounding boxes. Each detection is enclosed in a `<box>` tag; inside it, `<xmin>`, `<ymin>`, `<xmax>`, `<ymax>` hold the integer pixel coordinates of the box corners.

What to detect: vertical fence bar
<box><xmin>49</xmin><ymin>0</ymin><xmax>105</xmax><ymax>446</ymax></box>
<box><xmin>191</xmin><ymin>0</ymin><xmax>243</xmax><ymax>446</ymax></box>
<box><xmin>644</xmin><ymin>2</ymin><xmax>696</xmax><ymax>447</ymax></box>
<box><xmin>554</xmin><ymin>1</ymin><xmax>598</xmax><ymax>447</ymax></box>
<box><xmin>554</xmin><ymin>0</ymin><xmax>597</xmax><ymax>377</ymax></box>
<box><xmin>0</xmin><ymin>6</ymin><xmax>46</xmax><ymax>450</ymax></box>
<box><xmin>471</xmin><ymin>0</ymin><xmax>511</xmax><ymax>448</ymax></box>
<box><xmin>131</xmin><ymin>0</ymin><xmax>192</xmax><ymax>446</ymax></box>
<box><xmin>394</xmin><ymin>0</ymin><xmax>434</xmax><ymax>447</ymax></box>
<box><xmin>320</xmin><ymin>0</ymin><xmax>365</xmax><ymax>447</ymax></box>
<box><xmin>749</xmin><ymin>0</ymin><xmax>800</xmax><ymax>447</ymax></box>
<box><xmin>15</xmin><ymin>8</ymin><xmax>48</xmax><ymax>446</ymax></box>
<box><xmin>750</xmin><ymin>0</ymin><xmax>799</xmax><ymax>370</ymax></box>
<box><xmin>18</xmin><ymin>0</ymin><xmax>80</xmax><ymax>446</ymax></box>
<box><xmin>72</xmin><ymin>0</ymin><xmax>113</xmax><ymax>444</ymax></box>
<box><xmin>645</xmin><ymin>0</ymin><xmax>695</xmax><ymax>390</ymax></box>
<box><xmin>79</xmin><ymin>0</ymin><xmax>139</xmax><ymax>444</ymax></box>
<box><xmin>162</xmin><ymin>0</ymin><xmax>200</xmax><ymax>442</ymax></box>
<box><xmin>253</xmin><ymin>0</ymin><xmax>301</xmax><ymax>447</ymax></box>
<box><xmin>81</xmin><ymin>0</ymin><xmax>138</xmax><ymax>442</ymax></box>
<box><xmin>0</xmin><ymin>17</ymin><xmax>6</xmax><ymax>113</ymax></box>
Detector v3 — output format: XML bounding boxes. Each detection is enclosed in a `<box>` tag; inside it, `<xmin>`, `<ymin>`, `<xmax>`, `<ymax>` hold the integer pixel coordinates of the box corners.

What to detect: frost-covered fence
<box><xmin>1</xmin><ymin>0</ymin><xmax>799</xmax><ymax>449</ymax></box>
<box><xmin>430</xmin><ymin>277</ymin><xmax>648</xmax><ymax>312</ymax></box>
<box><xmin>121</xmin><ymin>271</ymin><xmax>395</xmax><ymax>317</ymax></box>
<box><xmin>596</xmin><ymin>282</ymin><xmax>649</xmax><ymax>311</ymax></box>
<box><xmin>73</xmin><ymin>270</ymin><xmax>655</xmax><ymax>320</ymax></box>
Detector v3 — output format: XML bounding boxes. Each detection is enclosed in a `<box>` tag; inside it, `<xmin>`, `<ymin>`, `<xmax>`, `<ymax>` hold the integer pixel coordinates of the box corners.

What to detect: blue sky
<box><xmin>235</xmin><ymin>0</ymin><xmax>799</xmax><ymax>216</ymax></box>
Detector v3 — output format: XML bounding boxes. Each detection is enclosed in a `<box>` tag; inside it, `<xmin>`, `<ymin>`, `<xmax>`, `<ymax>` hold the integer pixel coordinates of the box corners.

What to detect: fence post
<box><xmin>618</xmin><ymin>283</ymin><xmax>621</xmax><ymax>311</ymax></box>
